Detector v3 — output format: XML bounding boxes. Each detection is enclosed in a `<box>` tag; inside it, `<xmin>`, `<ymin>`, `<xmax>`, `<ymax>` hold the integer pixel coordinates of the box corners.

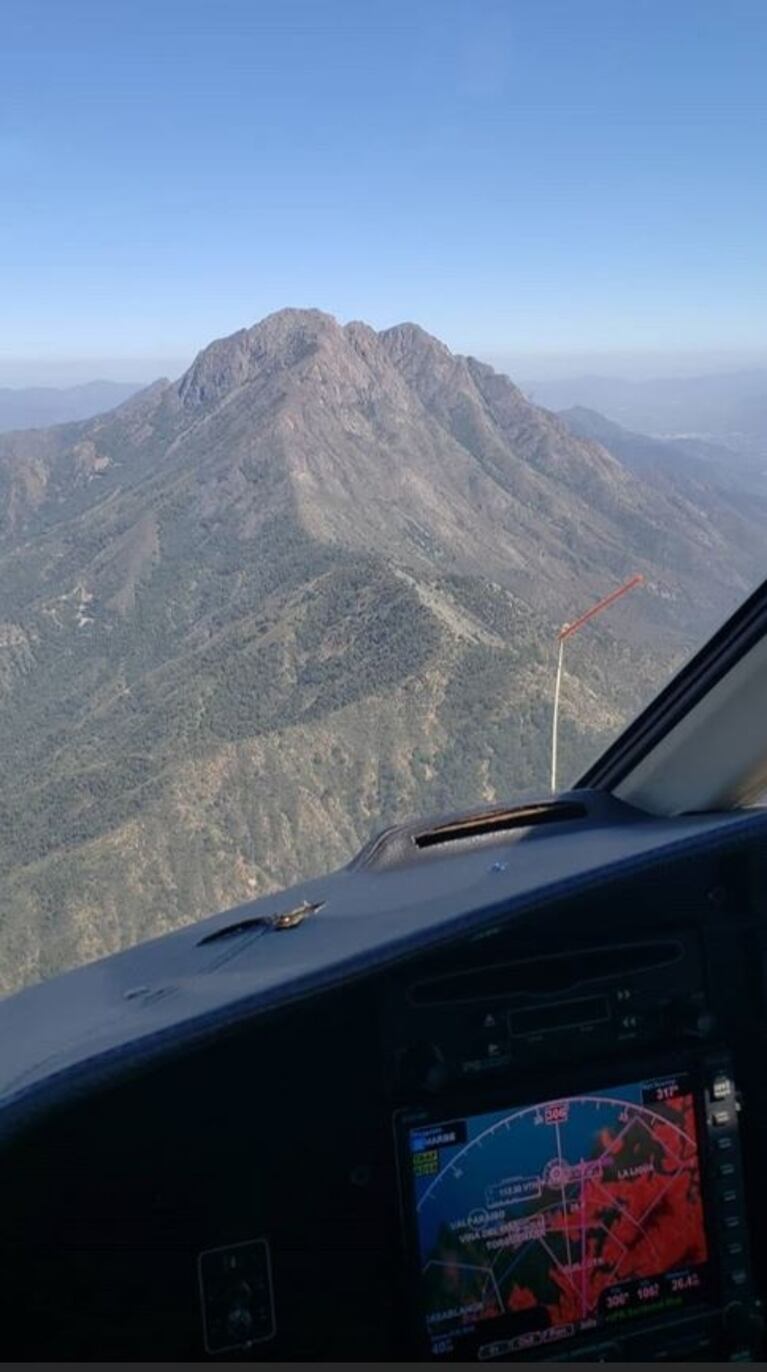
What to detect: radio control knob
<box><xmin>400</xmin><ymin>1041</ymin><xmax>449</xmax><ymax>1093</ymax></box>
<box><xmin>226</xmin><ymin>1301</ymin><xmax>254</xmax><ymax>1342</ymax></box>
<box><xmin>677</xmin><ymin>1005</ymin><xmax>715</xmax><ymax>1039</ymax></box>
<box><xmin>723</xmin><ymin>1300</ymin><xmax>764</xmax><ymax>1356</ymax></box>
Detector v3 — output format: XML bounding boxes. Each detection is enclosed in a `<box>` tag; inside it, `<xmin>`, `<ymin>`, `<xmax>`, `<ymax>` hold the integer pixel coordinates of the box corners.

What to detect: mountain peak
<box><xmin>248</xmin><ymin>306</ymin><xmax>340</xmax><ymax>341</ymax></box>
<box><xmin>177</xmin><ymin>312</ymin><xmax>464</xmax><ymax>414</ymax></box>
<box><xmin>177</xmin><ymin>307</ymin><xmax>342</xmax><ymax>408</ymax></box>
<box><xmin>378</xmin><ymin>321</ymin><xmax>453</xmax><ymax>362</ymax></box>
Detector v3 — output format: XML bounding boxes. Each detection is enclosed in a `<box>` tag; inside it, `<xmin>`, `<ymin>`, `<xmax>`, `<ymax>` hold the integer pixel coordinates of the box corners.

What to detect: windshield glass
<box><xmin>1</xmin><ymin>0</ymin><xmax>765</xmax><ymax>993</ymax></box>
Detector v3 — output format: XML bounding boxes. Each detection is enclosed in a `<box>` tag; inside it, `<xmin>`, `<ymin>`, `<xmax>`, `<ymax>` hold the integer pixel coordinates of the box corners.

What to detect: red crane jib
<box><xmin>559</xmin><ymin>574</ymin><xmax>644</xmax><ymax>641</ymax></box>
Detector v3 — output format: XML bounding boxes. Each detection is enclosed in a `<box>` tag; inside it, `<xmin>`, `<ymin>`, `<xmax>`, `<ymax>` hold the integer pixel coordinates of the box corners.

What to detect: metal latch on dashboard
<box><xmin>197</xmin><ymin>899</ymin><xmax>324</xmax><ymax>946</ymax></box>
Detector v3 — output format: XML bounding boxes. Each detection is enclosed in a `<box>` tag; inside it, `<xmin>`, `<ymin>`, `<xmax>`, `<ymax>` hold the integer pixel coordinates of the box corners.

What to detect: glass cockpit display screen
<box><xmin>399</xmin><ymin>1072</ymin><xmax>712</xmax><ymax>1360</ymax></box>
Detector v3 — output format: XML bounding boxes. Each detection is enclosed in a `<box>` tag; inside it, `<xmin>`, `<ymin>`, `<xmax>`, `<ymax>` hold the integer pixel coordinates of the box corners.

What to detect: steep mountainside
<box><xmin>557</xmin><ymin>400</ymin><xmax>767</xmax><ymax>504</ymax></box>
<box><xmin>559</xmin><ymin>406</ymin><xmax>714</xmax><ymax>480</ymax></box>
<box><xmin>0</xmin><ymin>310</ymin><xmax>763</xmax><ymax>992</ymax></box>
<box><xmin>560</xmin><ymin>405</ymin><xmax>767</xmax><ymax>499</ymax></box>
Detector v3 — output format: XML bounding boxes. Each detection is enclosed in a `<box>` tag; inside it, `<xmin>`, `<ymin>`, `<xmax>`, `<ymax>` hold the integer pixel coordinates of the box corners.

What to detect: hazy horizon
<box><xmin>2</xmin><ymin>339</ymin><xmax>766</xmax><ymax>391</ymax></box>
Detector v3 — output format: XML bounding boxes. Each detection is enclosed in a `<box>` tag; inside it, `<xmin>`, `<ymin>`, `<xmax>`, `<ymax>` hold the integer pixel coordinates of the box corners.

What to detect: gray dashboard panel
<box><xmin>0</xmin><ymin>792</ymin><xmax>764</xmax><ymax>1133</ymax></box>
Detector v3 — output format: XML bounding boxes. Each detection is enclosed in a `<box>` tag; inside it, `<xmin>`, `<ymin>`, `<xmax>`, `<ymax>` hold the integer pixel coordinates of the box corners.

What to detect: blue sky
<box><xmin>2</xmin><ymin>0</ymin><xmax>766</xmax><ymax>382</ymax></box>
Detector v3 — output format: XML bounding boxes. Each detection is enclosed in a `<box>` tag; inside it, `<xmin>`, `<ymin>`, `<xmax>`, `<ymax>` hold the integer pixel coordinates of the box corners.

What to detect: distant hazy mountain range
<box><xmin>0</xmin><ymin>380</ymin><xmax>144</xmax><ymax>432</ymax></box>
<box><xmin>525</xmin><ymin>370</ymin><xmax>767</xmax><ymax>463</ymax></box>
<box><xmin>558</xmin><ymin>405</ymin><xmax>767</xmax><ymax>498</ymax></box>
<box><xmin>0</xmin><ymin>309</ymin><xmax>763</xmax><ymax>992</ymax></box>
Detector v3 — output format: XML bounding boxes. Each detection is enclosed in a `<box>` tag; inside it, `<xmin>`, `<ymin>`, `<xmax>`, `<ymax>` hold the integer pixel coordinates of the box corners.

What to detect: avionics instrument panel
<box><xmin>3</xmin><ymin>845</ymin><xmax>767</xmax><ymax>1364</ymax></box>
<box><xmin>381</xmin><ymin>924</ymin><xmax>765</xmax><ymax>1362</ymax></box>
<box><xmin>396</xmin><ymin>1063</ymin><xmax>734</xmax><ymax>1362</ymax></box>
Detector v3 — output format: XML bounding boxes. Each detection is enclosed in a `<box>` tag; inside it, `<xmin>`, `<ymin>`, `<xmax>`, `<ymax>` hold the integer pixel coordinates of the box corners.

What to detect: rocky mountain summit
<box><xmin>0</xmin><ymin>309</ymin><xmax>762</xmax><ymax>991</ymax></box>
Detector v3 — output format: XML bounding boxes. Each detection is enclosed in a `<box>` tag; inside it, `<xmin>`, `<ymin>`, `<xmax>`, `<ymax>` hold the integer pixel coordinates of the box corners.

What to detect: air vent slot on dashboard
<box><xmin>412</xmin><ymin>800</ymin><xmax>587</xmax><ymax>849</ymax></box>
<box><xmin>408</xmin><ymin>939</ymin><xmax>683</xmax><ymax>1005</ymax></box>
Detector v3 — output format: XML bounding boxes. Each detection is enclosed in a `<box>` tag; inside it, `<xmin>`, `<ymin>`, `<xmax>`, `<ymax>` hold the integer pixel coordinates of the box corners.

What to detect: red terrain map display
<box><xmin>406</xmin><ymin>1073</ymin><xmax>710</xmax><ymax>1359</ymax></box>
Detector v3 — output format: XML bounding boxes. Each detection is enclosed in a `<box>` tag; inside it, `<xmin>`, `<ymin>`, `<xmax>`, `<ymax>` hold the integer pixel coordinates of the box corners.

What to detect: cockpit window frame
<box><xmin>576</xmin><ymin>576</ymin><xmax>767</xmax><ymax>805</ymax></box>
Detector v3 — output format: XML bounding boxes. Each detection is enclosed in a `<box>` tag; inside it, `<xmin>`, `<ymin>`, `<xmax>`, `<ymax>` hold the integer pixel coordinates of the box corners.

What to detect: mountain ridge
<box><xmin>0</xmin><ymin>308</ymin><xmax>762</xmax><ymax>992</ymax></box>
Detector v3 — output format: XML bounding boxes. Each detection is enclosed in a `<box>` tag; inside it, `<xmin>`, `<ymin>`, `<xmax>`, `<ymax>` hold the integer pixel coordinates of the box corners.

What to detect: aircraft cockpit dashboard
<box><xmin>1</xmin><ymin>794</ymin><xmax>767</xmax><ymax>1363</ymax></box>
